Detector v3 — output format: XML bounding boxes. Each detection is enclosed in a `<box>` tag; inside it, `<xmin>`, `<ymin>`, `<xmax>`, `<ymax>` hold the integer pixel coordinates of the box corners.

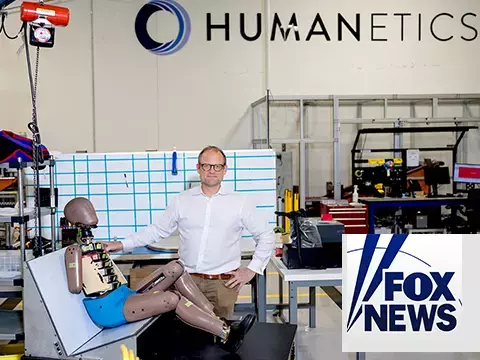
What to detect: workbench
<box><xmin>359</xmin><ymin>196</ymin><xmax>467</xmax><ymax>233</ymax></box>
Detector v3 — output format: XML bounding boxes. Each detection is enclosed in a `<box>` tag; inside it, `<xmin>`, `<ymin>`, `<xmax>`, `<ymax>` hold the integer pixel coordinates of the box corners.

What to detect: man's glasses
<box><xmin>199</xmin><ymin>163</ymin><xmax>225</xmax><ymax>172</ymax></box>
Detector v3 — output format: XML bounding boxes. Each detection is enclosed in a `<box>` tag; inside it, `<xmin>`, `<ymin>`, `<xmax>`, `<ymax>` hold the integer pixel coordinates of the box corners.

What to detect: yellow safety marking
<box><xmin>0</xmin><ymin>298</ymin><xmax>22</xmax><ymax>310</ymax></box>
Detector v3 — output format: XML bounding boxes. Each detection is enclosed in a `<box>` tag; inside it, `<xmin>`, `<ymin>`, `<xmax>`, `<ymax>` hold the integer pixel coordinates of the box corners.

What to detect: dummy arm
<box><xmin>65</xmin><ymin>244</ymin><xmax>83</xmax><ymax>294</ymax></box>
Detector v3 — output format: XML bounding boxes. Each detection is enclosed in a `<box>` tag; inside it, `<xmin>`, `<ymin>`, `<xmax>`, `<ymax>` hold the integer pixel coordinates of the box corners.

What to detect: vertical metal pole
<box><xmin>410</xmin><ymin>102</ymin><xmax>416</xmax><ymax>148</ymax></box>
<box><xmin>251</xmin><ymin>105</ymin><xmax>255</xmax><ymax>148</ymax></box>
<box><xmin>299</xmin><ymin>99</ymin><xmax>306</xmax><ymax>209</ymax></box>
<box><xmin>432</xmin><ymin>97</ymin><xmax>438</xmax><ymax>118</ymax></box>
<box><xmin>304</xmin><ymin>101</ymin><xmax>309</xmax><ymax>200</ymax></box>
<box><xmin>256</xmin><ymin>273</ymin><xmax>267</xmax><ymax>323</ymax></box>
<box><xmin>256</xmin><ymin>104</ymin><xmax>261</xmax><ymax>149</ymax></box>
<box><xmin>461</xmin><ymin>102</ymin><xmax>471</xmax><ymax>163</ymax></box>
<box><xmin>394</xmin><ymin>119</ymin><xmax>402</xmax><ymax>159</ymax></box>
<box><xmin>17</xmin><ymin>159</ymin><xmax>26</xmax><ymax>272</ymax></box>
<box><xmin>277</xmin><ymin>197</ymin><xmax>284</xmax><ymax>227</ymax></box>
<box><xmin>251</xmin><ymin>105</ymin><xmax>257</xmax><ymax>149</ymax></box>
<box><xmin>356</xmin><ymin>101</ymin><xmax>362</xmax><ymax>134</ymax></box>
<box><xmin>333</xmin><ymin>97</ymin><xmax>341</xmax><ymax>200</ymax></box>
<box><xmin>49</xmin><ymin>157</ymin><xmax>56</xmax><ymax>251</ymax></box>
<box><xmin>390</xmin><ymin>98</ymin><xmax>402</xmax><ymax>158</ymax></box>
<box><xmin>5</xmin><ymin>224</ymin><xmax>12</xmax><ymax>248</ymax></box>
<box><xmin>35</xmin><ymin>157</ymin><xmax>43</xmax><ymax>257</ymax></box>
<box><xmin>266</xmin><ymin>90</ymin><xmax>271</xmax><ymax>149</ymax></box>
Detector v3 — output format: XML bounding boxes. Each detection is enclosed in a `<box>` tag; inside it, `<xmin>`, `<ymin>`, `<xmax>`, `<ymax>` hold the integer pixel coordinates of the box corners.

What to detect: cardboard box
<box><xmin>129</xmin><ymin>265</ymin><xmax>162</xmax><ymax>289</ymax></box>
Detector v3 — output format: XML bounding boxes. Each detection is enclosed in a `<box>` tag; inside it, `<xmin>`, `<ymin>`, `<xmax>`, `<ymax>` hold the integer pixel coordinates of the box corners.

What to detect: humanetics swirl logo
<box><xmin>134</xmin><ymin>0</ymin><xmax>191</xmax><ymax>55</ymax></box>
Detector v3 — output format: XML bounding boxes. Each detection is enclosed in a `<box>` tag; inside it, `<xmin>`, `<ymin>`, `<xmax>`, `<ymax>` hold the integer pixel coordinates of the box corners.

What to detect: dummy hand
<box><xmin>101</xmin><ymin>241</ymin><xmax>123</xmax><ymax>253</ymax></box>
<box><xmin>225</xmin><ymin>268</ymin><xmax>256</xmax><ymax>292</ymax></box>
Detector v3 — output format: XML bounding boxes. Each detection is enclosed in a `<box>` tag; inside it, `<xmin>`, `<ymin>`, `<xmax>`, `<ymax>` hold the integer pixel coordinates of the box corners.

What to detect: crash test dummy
<box><xmin>63</xmin><ymin>197</ymin><xmax>255</xmax><ymax>353</ymax></box>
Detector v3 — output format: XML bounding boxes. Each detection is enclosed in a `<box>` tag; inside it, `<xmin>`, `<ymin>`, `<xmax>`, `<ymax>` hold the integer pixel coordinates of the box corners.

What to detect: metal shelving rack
<box><xmin>0</xmin><ymin>156</ymin><xmax>57</xmax><ymax>276</ymax></box>
<box><xmin>0</xmin><ymin>156</ymin><xmax>57</xmax><ymax>341</ymax></box>
<box><xmin>251</xmin><ymin>93</ymin><xmax>480</xmax><ymax>204</ymax></box>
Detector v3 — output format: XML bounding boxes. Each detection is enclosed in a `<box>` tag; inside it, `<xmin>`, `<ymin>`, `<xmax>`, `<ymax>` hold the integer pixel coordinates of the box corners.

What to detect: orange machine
<box><xmin>20</xmin><ymin>1</ymin><xmax>70</xmax><ymax>26</ymax></box>
<box><xmin>20</xmin><ymin>1</ymin><xmax>70</xmax><ymax>48</ymax></box>
<box><xmin>407</xmin><ymin>165</ymin><xmax>430</xmax><ymax>195</ymax></box>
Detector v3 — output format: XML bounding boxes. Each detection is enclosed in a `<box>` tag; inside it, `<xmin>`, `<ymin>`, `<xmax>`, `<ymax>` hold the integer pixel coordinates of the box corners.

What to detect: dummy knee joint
<box><xmin>124</xmin><ymin>290</ymin><xmax>181</xmax><ymax>322</ymax></box>
<box><xmin>161</xmin><ymin>290</ymin><xmax>181</xmax><ymax>312</ymax></box>
<box><xmin>164</xmin><ymin>260</ymin><xmax>184</xmax><ymax>281</ymax></box>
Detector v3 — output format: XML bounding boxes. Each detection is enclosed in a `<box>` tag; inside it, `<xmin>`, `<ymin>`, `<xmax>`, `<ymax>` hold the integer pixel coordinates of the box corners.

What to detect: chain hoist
<box><xmin>20</xmin><ymin>1</ymin><xmax>70</xmax><ymax>256</ymax></box>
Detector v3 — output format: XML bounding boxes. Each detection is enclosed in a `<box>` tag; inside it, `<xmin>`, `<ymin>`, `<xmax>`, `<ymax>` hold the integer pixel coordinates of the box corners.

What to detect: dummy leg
<box><xmin>123</xmin><ymin>290</ymin><xmax>256</xmax><ymax>353</ymax></box>
<box><xmin>134</xmin><ymin>260</ymin><xmax>184</xmax><ymax>293</ymax></box>
<box><xmin>123</xmin><ymin>290</ymin><xmax>226</xmax><ymax>338</ymax></box>
<box><xmin>174</xmin><ymin>271</ymin><xmax>215</xmax><ymax>315</ymax></box>
<box><xmin>135</xmin><ymin>260</ymin><xmax>215</xmax><ymax>315</ymax></box>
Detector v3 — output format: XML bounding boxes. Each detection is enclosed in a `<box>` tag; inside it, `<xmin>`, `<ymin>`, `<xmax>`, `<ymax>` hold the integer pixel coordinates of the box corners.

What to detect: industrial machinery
<box><xmin>351</xmin><ymin>126</ymin><xmax>477</xmax><ymax>198</ymax></box>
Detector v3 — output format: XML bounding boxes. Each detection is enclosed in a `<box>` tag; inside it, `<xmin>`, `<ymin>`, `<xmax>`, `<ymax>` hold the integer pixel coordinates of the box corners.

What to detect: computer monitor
<box><xmin>453</xmin><ymin>163</ymin><xmax>480</xmax><ymax>184</ymax></box>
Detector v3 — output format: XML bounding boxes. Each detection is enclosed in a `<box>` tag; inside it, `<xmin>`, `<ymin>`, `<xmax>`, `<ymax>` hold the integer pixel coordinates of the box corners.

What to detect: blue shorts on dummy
<box><xmin>83</xmin><ymin>284</ymin><xmax>137</xmax><ymax>328</ymax></box>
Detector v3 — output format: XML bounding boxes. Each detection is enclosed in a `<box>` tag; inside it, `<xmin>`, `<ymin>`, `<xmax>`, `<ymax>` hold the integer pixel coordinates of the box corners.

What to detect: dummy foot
<box><xmin>218</xmin><ymin>314</ymin><xmax>256</xmax><ymax>353</ymax></box>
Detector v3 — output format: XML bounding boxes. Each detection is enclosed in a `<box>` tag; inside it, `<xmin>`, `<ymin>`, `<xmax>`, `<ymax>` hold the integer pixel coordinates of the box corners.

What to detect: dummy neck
<box><xmin>77</xmin><ymin>226</ymin><xmax>95</xmax><ymax>244</ymax></box>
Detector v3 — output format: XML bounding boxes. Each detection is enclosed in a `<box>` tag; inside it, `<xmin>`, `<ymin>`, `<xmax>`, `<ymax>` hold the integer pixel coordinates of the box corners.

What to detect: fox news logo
<box><xmin>344</xmin><ymin>234</ymin><xmax>462</xmax><ymax>339</ymax></box>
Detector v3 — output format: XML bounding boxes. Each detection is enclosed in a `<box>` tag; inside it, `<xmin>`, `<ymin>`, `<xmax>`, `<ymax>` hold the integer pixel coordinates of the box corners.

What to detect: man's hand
<box><xmin>225</xmin><ymin>268</ymin><xmax>256</xmax><ymax>292</ymax></box>
<box><xmin>101</xmin><ymin>241</ymin><xmax>124</xmax><ymax>253</ymax></box>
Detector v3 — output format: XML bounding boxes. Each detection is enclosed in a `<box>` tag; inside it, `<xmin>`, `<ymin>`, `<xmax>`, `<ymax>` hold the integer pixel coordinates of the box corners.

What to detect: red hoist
<box><xmin>20</xmin><ymin>1</ymin><xmax>70</xmax><ymax>48</ymax></box>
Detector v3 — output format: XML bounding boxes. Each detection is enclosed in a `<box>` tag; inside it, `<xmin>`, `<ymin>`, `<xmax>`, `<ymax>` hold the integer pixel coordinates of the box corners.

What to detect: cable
<box><xmin>0</xmin><ymin>12</ymin><xmax>24</xmax><ymax>39</ymax></box>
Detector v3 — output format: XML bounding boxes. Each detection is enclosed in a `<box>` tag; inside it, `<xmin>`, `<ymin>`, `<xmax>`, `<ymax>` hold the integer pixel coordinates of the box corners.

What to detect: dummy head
<box><xmin>64</xmin><ymin>197</ymin><xmax>99</xmax><ymax>227</ymax></box>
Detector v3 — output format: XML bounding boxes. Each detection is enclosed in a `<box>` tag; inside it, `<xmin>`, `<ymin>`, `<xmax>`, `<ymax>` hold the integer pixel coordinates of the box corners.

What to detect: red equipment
<box><xmin>20</xmin><ymin>1</ymin><xmax>70</xmax><ymax>27</ymax></box>
<box><xmin>19</xmin><ymin>1</ymin><xmax>70</xmax><ymax>48</ymax></box>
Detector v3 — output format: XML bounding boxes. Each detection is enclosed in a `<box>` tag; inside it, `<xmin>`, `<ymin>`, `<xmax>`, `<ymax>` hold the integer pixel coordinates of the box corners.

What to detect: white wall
<box><xmin>1</xmin><ymin>0</ymin><xmax>479</xmax><ymax>196</ymax></box>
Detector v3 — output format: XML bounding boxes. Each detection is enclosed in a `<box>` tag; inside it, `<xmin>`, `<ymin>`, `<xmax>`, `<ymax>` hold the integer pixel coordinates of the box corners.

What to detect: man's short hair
<box><xmin>198</xmin><ymin>145</ymin><xmax>227</xmax><ymax>165</ymax></box>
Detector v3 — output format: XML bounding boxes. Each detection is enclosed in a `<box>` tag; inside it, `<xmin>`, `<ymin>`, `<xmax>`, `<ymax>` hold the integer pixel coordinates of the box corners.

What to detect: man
<box><xmin>105</xmin><ymin>145</ymin><xmax>276</xmax><ymax>319</ymax></box>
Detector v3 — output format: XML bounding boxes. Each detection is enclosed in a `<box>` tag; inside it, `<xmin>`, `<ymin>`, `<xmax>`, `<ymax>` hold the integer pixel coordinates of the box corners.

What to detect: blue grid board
<box><xmin>24</xmin><ymin>150</ymin><xmax>277</xmax><ymax>246</ymax></box>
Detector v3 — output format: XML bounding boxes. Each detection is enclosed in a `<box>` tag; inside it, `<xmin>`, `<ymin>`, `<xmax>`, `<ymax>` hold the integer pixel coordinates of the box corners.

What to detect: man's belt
<box><xmin>190</xmin><ymin>273</ymin><xmax>233</xmax><ymax>280</ymax></box>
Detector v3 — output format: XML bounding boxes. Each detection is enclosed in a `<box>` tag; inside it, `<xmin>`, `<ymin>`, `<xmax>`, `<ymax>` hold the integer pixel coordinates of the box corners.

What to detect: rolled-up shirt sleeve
<box><xmin>121</xmin><ymin>196</ymin><xmax>179</xmax><ymax>253</ymax></box>
<box><xmin>240</xmin><ymin>196</ymin><xmax>276</xmax><ymax>274</ymax></box>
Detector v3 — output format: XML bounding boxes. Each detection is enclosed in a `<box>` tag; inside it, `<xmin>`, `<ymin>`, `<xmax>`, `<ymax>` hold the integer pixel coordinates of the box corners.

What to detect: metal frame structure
<box><xmin>351</xmin><ymin>126</ymin><xmax>478</xmax><ymax>195</ymax></box>
<box><xmin>251</xmin><ymin>94</ymin><xmax>480</xmax><ymax>204</ymax></box>
<box><xmin>0</xmin><ymin>157</ymin><xmax>57</xmax><ymax>266</ymax></box>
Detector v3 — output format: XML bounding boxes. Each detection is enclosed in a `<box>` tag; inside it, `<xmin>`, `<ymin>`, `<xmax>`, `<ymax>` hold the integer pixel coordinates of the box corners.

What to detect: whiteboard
<box><xmin>25</xmin><ymin>149</ymin><xmax>277</xmax><ymax>246</ymax></box>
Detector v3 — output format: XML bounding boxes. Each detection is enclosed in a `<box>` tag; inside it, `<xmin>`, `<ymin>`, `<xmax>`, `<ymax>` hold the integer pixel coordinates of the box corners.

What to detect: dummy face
<box><xmin>196</xmin><ymin>150</ymin><xmax>227</xmax><ymax>188</ymax></box>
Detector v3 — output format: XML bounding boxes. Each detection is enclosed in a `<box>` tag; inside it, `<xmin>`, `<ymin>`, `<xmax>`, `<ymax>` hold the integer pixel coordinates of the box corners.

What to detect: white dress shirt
<box><xmin>121</xmin><ymin>185</ymin><xmax>276</xmax><ymax>275</ymax></box>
